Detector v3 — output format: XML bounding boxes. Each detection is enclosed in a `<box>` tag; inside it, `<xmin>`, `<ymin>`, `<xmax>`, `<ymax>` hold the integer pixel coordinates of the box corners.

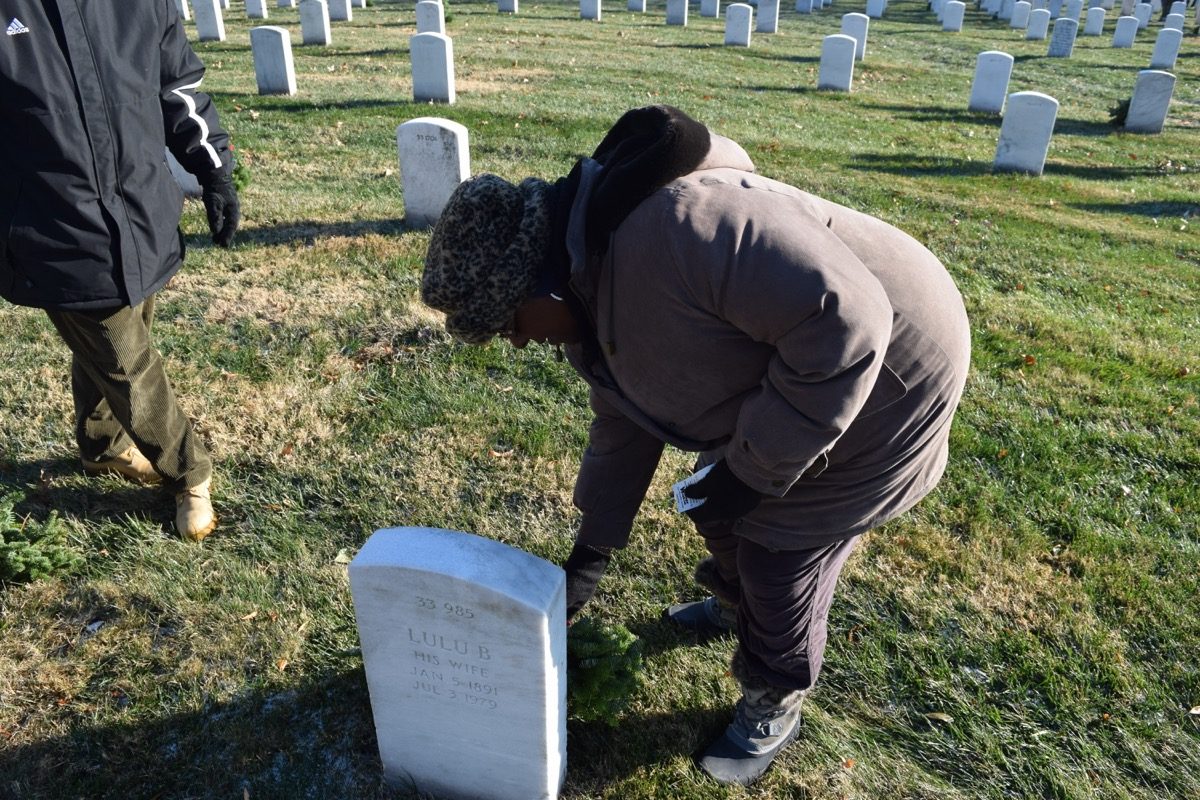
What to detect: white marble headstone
<box><xmin>943</xmin><ymin>1</ymin><xmax>966</xmax><ymax>29</ymax></box>
<box><xmin>726</xmin><ymin>3</ymin><xmax>753</xmax><ymax>44</ymax></box>
<box><xmin>969</xmin><ymin>50</ymin><xmax>1014</xmax><ymax>114</ymax></box>
<box><xmin>581</xmin><ymin>0</ymin><xmax>602</xmax><ymax>20</ymax></box>
<box><xmin>757</xmin><ymin>0</ymin><xmax>780</xmax><ymax>31</ymax></box>
<box><xmin>629</xmin><ymin>0</ymin><xmax>647</xmax><ymax>10</ymax></box>
<box><xmin>999</xmin><ymin>0</ymin><xmax>1015</xmax><ymax>19</ymax></box>
<box><xmin>411</xmin><ymin>32</ymin><xmax>456</xmax><ymax>104</ymax></box>
<box><xmin>994</xmin><ymin>91</ymin><xmax>1058</xmax><ymax>176</ymax></box>
<box><xmin>818</xmin><ymin>34</ymin><xmax>857</xmax><ymax>91</ymax></box>
<box><xmin>1066</xmin><ymin>0</ymin><xmax>1084</xmax><ymax>18</ymax></box>
<box><xmin>1048</xmin><ymin>0</ymin><xmax>1064</xmax><ymax>16</ymax></box>
<box><xmin>175</xmin><ymin>0</ymin><xmax>191</xmax><ymax>21</ymax></box>
<box><xmin>1083</xmin><ymin>6</ymin><xmax>1105</xmax><ymax>32</ymax></box>
<box><xmin>1124</xmin><ymin>70</ymin><xmax>1175</xmax><ymax>133</ymax></box>
<box><xmin>352</xmin><ymin>0</ymin><xmax>368</xmax><ymax>7</ymax></box>
<box><xmin>193</xmin><ymin>0</ymin><xmax>227</xmax><ymax>41</ymax></box>
<box><xmin>349</xmin><ymin>527</ymin><xmax>566</xmax><ymax>800</ymax></box>
<box><xmin>278</xmin><ymin>0</ymin><xmax>296</xmax><ymax>7</ymax></box>
<box><xmin>1168</xmin><ymin>0</ymin><xmax>1184</xmax><ymax>13</ymax></box>
<box><xmin>247</xmin><ymin>0</ymin><xmax>269</xmax><ymax>19</ymax></box>
<box><xmin>1011</xmin><ymin>0</ymin><xmax>1032</xmax><ymax>27</ymax></box>
<box><xmin>250</xmin><ymin>26</ymin><xmax>298</xmax><ymax>95</ymax></box>
<box><xmin>841</xmin><ymin>13</ymin><xmax>869</xmax><ymax>60</ymax></box>
<box><xmin>299</xmin><ymin>0</ymin><xmax>332</xmax><ymax>45</ymax></box>
<box><xmin>396</xmin><ymin>117</ymin><xmax>469</xmax><ymax>229</ymax></box>
<box><xmin>1027</xmin><ymin>7</ymin><xmax>1052</xmax><ymax>36</ymax></box>
<box><xmin>1163</xmin><ymin>12</ymin><xmax>1184</xmax><ymax>28</ymax></box>
<box><xmin>667</xmin><ymin>0</ymin><xmax>689</xmax><ymax>24</ymax></box>
<box><xmin>328</xmin><ymin>0</ymin><xmax>353</xmax><ymax>21</ymax></box>
<box><xmin>416</xmin><ymin>0</ymin><xmax>446</xmax><ymax>34</ymax></box>
<box><xmin>796</xmin><ymin>0</ymin><xmax>814</xmax><ymax>12</ymax></box>
<box><xmin>1047</xmin><ymin>17</ymin><xmax>1078</xmax><ymax>55</ymax></box>
<box><xmin>499</xmin><ymin>0</ymin><xmax>518</xmax><ymax>11</ymax></box>
<box><xmin>866</xmin><ymin>0</ymin><xmax>886</xmax><ymax>16</ymax></box>
<box><xmin>1112</xmin><ymin>14</ymin><xmax>1138</xmax><ymax>45</ymax></box>
<box><xmin>1149</xmin><ymin>28</ymin><xmax>1182</xmax><ymax>69</ymax></box>
<box><xmin>1133</xmin><ymin>2</ymin><xmax>1150</xmax><ymax>26</ymax></box>
<box><xmin>701</xmin><ymin>0</ymin><xmax>720</xmax><ymax>14</ymax></box>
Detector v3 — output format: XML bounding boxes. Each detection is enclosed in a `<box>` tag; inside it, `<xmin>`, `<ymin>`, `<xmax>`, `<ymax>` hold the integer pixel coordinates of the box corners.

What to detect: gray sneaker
<box><xmin>697</xmin><ymin>682</ymin><xmax>805</xmax><ymax>786</ymax></box>
<box><xmin>663</xmin><ymin>596</ymin><xmax>737</xmax><ymax>636</ymax></box>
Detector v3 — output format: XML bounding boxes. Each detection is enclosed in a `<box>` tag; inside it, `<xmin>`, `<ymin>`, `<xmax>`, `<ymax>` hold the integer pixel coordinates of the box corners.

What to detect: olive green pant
<box><xmin>44</xmin><ymin>297</ymin><xmax>211</xmax><ymax>493</ymax></box>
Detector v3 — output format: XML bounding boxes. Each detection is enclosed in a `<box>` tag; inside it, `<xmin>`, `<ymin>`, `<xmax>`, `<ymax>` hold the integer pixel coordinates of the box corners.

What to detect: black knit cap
<box><xmin>421</xmin><ymin>174</ymin><xmax>552</xmax><ymax>344</ymax></box>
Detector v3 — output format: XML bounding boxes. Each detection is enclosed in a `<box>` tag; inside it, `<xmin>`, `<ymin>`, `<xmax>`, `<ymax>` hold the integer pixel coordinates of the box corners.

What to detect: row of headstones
<box><xmin>184</xmin><ymin>0</ymin><xmax>364</xmax><ymax>43</ymax></box>
<box><xmin>963</xmin><ymin>0</ymin><xmax>1191</xmax><ymax>58</ymax></box>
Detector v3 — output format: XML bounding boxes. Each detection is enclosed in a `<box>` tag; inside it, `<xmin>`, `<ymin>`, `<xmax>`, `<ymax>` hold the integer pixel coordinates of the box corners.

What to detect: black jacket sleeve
<box><xmin>158</xmin><ymin>0</ymin><xmax>231</xmax><ymax>183</ymax></box>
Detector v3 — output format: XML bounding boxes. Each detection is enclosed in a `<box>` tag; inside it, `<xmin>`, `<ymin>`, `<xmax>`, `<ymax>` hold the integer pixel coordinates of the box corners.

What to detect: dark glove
<box><xmin>683</xmin><ymin>459</ymin><xmax>763</xmax><ymax>525</ymax></box>
<box><xmin>563</xmin><ymin>543</ymin><xmax>613</xmax><ymax>622</ymax></box>
<box><xmin>201</xmin><ymin>171</ymin><xmax>240</xmax><ymax>248</ymax></box>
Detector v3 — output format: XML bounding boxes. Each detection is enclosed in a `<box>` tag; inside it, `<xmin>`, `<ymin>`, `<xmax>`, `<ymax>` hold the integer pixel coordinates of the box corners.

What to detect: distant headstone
<box><xmin>193</xmin><ymin>0</ymin><xmax>227</xmax><ymax>41</ymax></box>
<box><xmin>1112</xmin><ymin>14</ymin><xmax>1138</xmax><ymax>45</ymax></box>
<box><xmin>299</xmin><ymin>0</ymin><xmax>332</xmax><ymax>45</ymax></box>
<box><xmin>220</xmin><ymin>0</ymin><xmax>229</xmax><ymax>8</ymax></box>
<box><xmin>969</xmin><ymin>50</ymin><xmax>1014</xmax><ymax>113</ymax></box>
<box><xmin>841</xmin><ymin>13</ymin><xmax>869</xmax><ymax>60</ymax></box>
<box><xmin>994</xmin><ymin>91</ymin><xmax>1058</xmax><ymax>176</ymax></box>
<box><xmin>818</xmin><ymin>34</ymin><xmax>857</xmax><ymax>91</ymax></box>
<box><xmin>349</xmin><ymin>527</ymin><xmax>566</xmax><ymax>800</ymax></box>
<box><xmin>796</xmin><ymin>0</ymin><xmax>814</xmax><ymax>12</ymax></box>
<box><xmin>352</xmin><ymin>0</ymin><xmax>368</xmax><ymax>7</ymax></box>
<box><xmin>726</xmin><ymin>3</ymin><xmax>753</xmax><ymax>44</ymax></box>
<box><xmin>629</xmin><ymin>0</ymin><xmax>646</xmax><ymax>9</ymax></box>
<box><xmin>411</xmin><ymin>32</ymin><xmax>455</xmax><ymax>104</ymax></box>
<box><xmin>866</xmin><ymin>0</ymin><xmax>886</xmax><ymax>16</ymax></box>
<box><xmin>396</xmin><ymin>119</ymin><xmax>470</xmax><ymax>227</ymax></box>
<box><xmin>278</xmin><ymin>0</ymin><xmax>297</xmax><ymax>7</ymax></box>
<box><xmin>499</xmin><ymin>0</ymin><xmax>518</xmax><ymax>11</ymax></box>
<box><xmin>1083</xmin><ymin>6</ymin><xmax>1105</xmax><ymax>31</ymax></box>
<box><xmin>1149</xmin><ymin>28</ymin><xmax>1182</xmax><ymax>69</ymax></box>
<box><xmin>667</xmin><ymin>0</ymin><xmax>688</xmax><ymax>24</ymax></box>
<box><xmin>757</xmin><ymin>0</ymin><xmax>780</xmax><ymax>30</ymax></box>
<box><xmin>1133</xmin><ymin>2</ymin><xmax>1150</xmax><ymax>26</ymax></box>
<box><xmin>416</xmin><ymin>0</ymin><xmax>445</xmax><ymax>34</ymax></box>
<box><xmin>166</xmin><ymin>149</ymin><xmax>202</xmax><ymax>198</ymax></box>
<box><xmin>1168</xmin><ymin>0</ymin><xmax>1183</xmax><ymax>13</ymax></box>
<box><xmin>1011</xmin><ymin>1</ymin><xmax>1032</xmax><ymax>27</ymax></box>
<box><xmin>701</xmin><ymin>0</ymin><xmax>720</xmax><ymax>15</ymax></box>
<box><xmin>1124</xmin><ymin>70</ymin><xmax>1175</xmax><ymax>133</ymax></box>
<box><xmin>580</xmin><ymin>0</ymin><xmax>600</xmax><ymax>18</ymax></box>
<box><xmin>1048</xmin><ymin>0</ymin><xmax>1063</xmax><ymax>15</ymax></box>
<box><xmin>943</xmin><ymin>1</ymin><xmax>966</xmax><ymax>28</ymax></box>
<box><xmin>328</xmin><ymin>0</ymin><xmax>352</xmax><ymax>21</ymax></box>
<box><xmin>1047</xmin><ymin>17</ymin><xmax>1079</xmax><ymax>55</ymax></box>
<box><xmin>1120</xmin><ymin>0</ymin><xmax>1134</xmax><ymax>12</ymax></box>
<box><xmin>1066</xmin><ymin>0</ymin><xmax>1084</xmax><ymax>18</ymax></box>
<box><xmin>247</xmin><ymin>0</ymin><xmax>269</xmax><ymax>18</ymax></box>
<box><xmin>250</xmin><ymin>26</ymin><xmax>298</xmax><ymax>95</ymax></box>
<box><xmin>998</xmin><ymin>0</ymin><xmax>1014</xmax><ymax>19</ymax></box>
<box><xmin>1027</xmin><ymin>7</ymin><xmax>1052</xmax><ymax>35</ymax></box>
<box><xmin>175</xmin><ymin>0</ymin><xmax>191</xmax><ymax>22</ymax></box>
<box><xmin>1163</xmin><ymin>12</ymin><xmax>1184</xmax><ymax>28</ymax></box>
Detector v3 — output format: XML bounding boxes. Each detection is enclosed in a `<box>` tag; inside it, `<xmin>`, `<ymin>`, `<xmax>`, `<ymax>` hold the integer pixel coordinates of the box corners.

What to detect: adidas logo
<box><xmin>6</xmin><ymin>18</ymin><xmax>29</xmax><ymax>36</ymax></box>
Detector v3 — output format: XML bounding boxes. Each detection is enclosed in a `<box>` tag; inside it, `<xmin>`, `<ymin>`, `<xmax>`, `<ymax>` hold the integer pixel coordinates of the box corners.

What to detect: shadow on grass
<box><xmin>1067</xmin><ymin>200</ymin><xmax>1200</xmax><ymax>218</ymax></box>
<box><xmin>206</xmin><ymin>217</ymin><xmax>410</xmax><ymax>249</ymax></box>
<box><xmin>207</xmin><ymin>93</ymin><xmax>405</xmax><ymax>113</ymax></box>
<box><xmin>846</xmin><ymin>151</ymin><xmax>1164</xmax><ymax>180</ymax></box>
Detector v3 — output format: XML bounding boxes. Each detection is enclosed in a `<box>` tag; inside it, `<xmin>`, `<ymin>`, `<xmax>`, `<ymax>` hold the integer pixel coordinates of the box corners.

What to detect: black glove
<box><xmin>683</xmin><ymin>459</ymin><xmax>763</xmax><ymax>525</ymax></box>
<box><xmin>201</xmin><ymin>171</ymin><xmax>240</xmax><ymax>248</ymax></box>
<box><xmin>563</xmin><ymin>542</ymin><xmax>613</xmax><ymax>622</ymax></box>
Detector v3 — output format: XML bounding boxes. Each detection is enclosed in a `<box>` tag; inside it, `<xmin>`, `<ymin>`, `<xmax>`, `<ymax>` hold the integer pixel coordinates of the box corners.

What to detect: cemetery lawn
<box><xmin>1</xmin><ymin>1</ymin><xmax>1198</xmax><ymax>797</ymax></box>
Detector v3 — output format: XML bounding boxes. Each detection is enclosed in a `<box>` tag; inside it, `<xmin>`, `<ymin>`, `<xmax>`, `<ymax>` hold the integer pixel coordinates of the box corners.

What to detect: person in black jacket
<box><xmin>0</xmin><ymin>0</ymin><xmax>239</xmax><ymax>541</ymax></box>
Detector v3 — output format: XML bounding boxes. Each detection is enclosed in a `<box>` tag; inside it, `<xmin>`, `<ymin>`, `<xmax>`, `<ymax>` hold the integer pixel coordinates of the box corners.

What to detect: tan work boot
<box><xmin>176</xmin><ymin>479</ymin><xmax>216</xmax><ymax>542</ymax></box>
<box><xmin>82</xmin><ymin>445</ymin><xmax>162</xmax><ymax>485</ymax></box>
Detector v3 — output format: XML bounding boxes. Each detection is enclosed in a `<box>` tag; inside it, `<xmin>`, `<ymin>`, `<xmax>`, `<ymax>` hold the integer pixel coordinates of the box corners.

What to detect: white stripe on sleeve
<box><xmin>170</xmin><ymin>78</ymin><xmax>223</xmax><ymax>171</ymax></box>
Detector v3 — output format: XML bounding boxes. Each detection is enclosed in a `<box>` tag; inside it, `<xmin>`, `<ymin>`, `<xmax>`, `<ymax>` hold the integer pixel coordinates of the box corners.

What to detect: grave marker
<box><xmin>328</xmin><ymin>0</ymin><xmax>352</xmax><ymax>21</ymax></box>
<box><xmin>1047</xmin><ymin>17</ymin><xmax>1078</xmax><ymax>55</ymax></box>
<box><xmin>193</xmin><ymin>0</ymin><xmax>227</xmax><ymax>41</ymax></box>
<box><xmin>416</xmin><ymin>0</ymin><xmax>445</xmax><ymax>34</ymax></box>
<box><xmin>796</xmin><ymin>0</ymin><xmax>814</xmax><ymax>12</ymax></box>
<box><xmin>1027</xmin><ymin>7</ymin><xmax>1052</xmax><ymax>36</ymax></box>
<box><xmin>278</xmin><ymin>0</ymin><xmax>296</xmax><ymax>7</ymax></box>
<box><xmin>629</xmin><ymin>0</ymin><xmax>646</xmax><ymax>9</ymax></box>
<box><xmin>1163</xmin><ymin>12</ymin><xmax>1184</xmax><ymax>28</ymax></box>
<box><xmin>396</xmin><ymin>119</ymin><xmax>470</xmax><ymax>228</ymax></box>
<box><xmin>299</xmin><ymin>0</ymin><xmax>332</xmax><ymax>45</ymax></box>
<box><xmin>1149</xmin><ymin>28</ymin><xmax>1182</xmax><ymax>69</ymax></box>
<box><xmin>1083</xmin><ymin>6</ymin><xmax>1105</xmax><ymax>32</ymax></box>
<box><xmin>841</xmin><ymin>13</ymin><xmax>869</xmax><ymax>60</ymax></box>
<box><xmin>1066</xmin><ymin>0</ymin><xmax>1084</xmax><ymax>18</ymax></box>
<box><xmin>250</xmin><ymin>26</ymin><xmax>298</xmax><ymax>95</ymax></box>
<box><xmin>999</xmin><ymin>0</ymin><xmax>1014</xmax><ymax>19</ymax></box>
<box><xmin>701</xmin><ymin>0</ymin><xmax>720</xmax><ymax>15</ymax></box>
<box><xmin>969</xmin><ymin>50</ymin><xmax>1015</xmax><ymax>114</ymax></box>
<box><xmin>349</xmin><ymin>527</ymin><xmax>566</xmax><ymax>800</ymax></box>
<box><xmin>1133</xmin><ymin>2</ymin><xmax>1150</xmax><ymax>26</ymax></box>
<box><xmin>411</xmin><ymin>32</ymin><xmax>455</xmax><ymax>104</ymax></box>
<box><xmin>994</xmin><ymin>91</ymin><xmax>1058</xmax><ymax>176</ymax></box>
<box><xmin>726</xmin><ymin>3</ymin><xmax>753</xmax><ymax>44</ymax></box>
<box><xmin>1011</xmin><ymin>1</ymin><xmax>1032</xmax><ymax>27</ymax></box>
<box><xmin>757</xmin><ymin>0</ymin><xmax>780</xmax><ymax>30</ymax></box>
<box><xmin>176</xmin><ymin>0</ymin><xmax>191</xmax><ymax>22</ymax></box>
<box><xmin>944</xmin><ymin>1</ymin><xmax>966</xmax><ymax>29</ymax></box>
<box><xmin>1112</xmin><ymin>14</ymin><xmax>1138</xmax><ymax>45</ymax></box>
<box><xmin>499</xmin><ymin>0</ymin><xmax>518</xmax><ymax>11</ymax></box>
<box><xmin>667</xmin><ymin>0</ymin><xmax>688</xmax><ymax>24</ymax></box>
<box><xmin>818</xmin><ymin>34</ymin><xmax>857</xmax><ymax>91</ymax></box>
<box><xmin>867</xmin><ymin>0</ymin><xmax>886</xmax><ymax>17</ymax></box>
<box><xmin>1124</xmin><ymin>70</ymin><xmax>1175</xmax><ymax>133</ymax></box>
<box><xmin>581</xmin><ymin>0</ymin><xmax>601</xmax><ymax>19</ymax></box>
<box><xmin>353</xmin><ymin>0</ymin><xmax>368</xmax><ymax>7</ymax></box>
<box><xmin>247</xmin><ymin>0</ymin><xmax>269</xmax><ymax>19</ymax></box>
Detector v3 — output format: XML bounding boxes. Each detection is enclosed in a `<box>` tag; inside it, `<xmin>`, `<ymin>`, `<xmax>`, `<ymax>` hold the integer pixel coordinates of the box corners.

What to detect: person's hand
<box><xmin>201</xmin><ymin>172</ymin><xmax>240</xmax><ymax>248</ymax></box>
<box><xmin>683</xmin><ymin>459</ymin><xmax>762</xmax><ymax>525</ymax></box>
<box><xmin>563</xmin><ymin>543</ymin><xmax>613</xmax><ymax>622</ymax></box>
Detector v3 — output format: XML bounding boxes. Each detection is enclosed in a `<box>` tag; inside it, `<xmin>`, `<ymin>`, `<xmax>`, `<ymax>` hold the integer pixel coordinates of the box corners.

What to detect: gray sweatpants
<box><xmin>698</xmin><ymin>522</ymin><xmax>858</xmax><ymax>692</ymax></box>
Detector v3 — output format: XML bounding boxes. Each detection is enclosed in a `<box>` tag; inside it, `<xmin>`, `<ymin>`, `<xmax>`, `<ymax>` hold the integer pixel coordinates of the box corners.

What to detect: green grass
<box><xmin>1</xmin><ymin>1</ymin><xmax>1197</xmax><ymax>798</ymax></box>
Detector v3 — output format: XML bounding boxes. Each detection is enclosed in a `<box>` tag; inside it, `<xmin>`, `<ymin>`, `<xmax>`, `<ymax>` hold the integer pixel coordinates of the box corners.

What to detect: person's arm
<box><xmin>157</xmin><ymin>0</ymin><xmax>238</xmax><ymax>246</ymax></box>
<box><xmin>565</xmin><ymin>389</ymin><xmax>664</xmax><ymax>618</ymax></box>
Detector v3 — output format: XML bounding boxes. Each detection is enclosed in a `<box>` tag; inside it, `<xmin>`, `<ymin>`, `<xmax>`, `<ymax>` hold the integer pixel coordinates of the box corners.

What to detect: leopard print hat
<box><xmin>421</xmin><ymin>174</ymin><xmax>552</xmax><ymax>344</ymax></box>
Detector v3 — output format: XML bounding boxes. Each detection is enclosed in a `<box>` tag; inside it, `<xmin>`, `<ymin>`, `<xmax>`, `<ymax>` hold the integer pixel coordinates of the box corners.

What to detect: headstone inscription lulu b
<box><xmin>726</xmin><ymin>3</ymin><xmax>753</xmax><ymax>45</ymax></box>
<box><xmin>349</xmin><ymin>527</ymin><xmax>567</xmax><ymax>800</ymax></box>
<box><xmin>1047</xmin><ymin>16</ymin><xmax>1079</xmax><ymax>56</ymax></box>
<box><xmin>994</xmin><ymin>91</ymin><xmax>1059</xmax><ymax>176</ymax></box>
